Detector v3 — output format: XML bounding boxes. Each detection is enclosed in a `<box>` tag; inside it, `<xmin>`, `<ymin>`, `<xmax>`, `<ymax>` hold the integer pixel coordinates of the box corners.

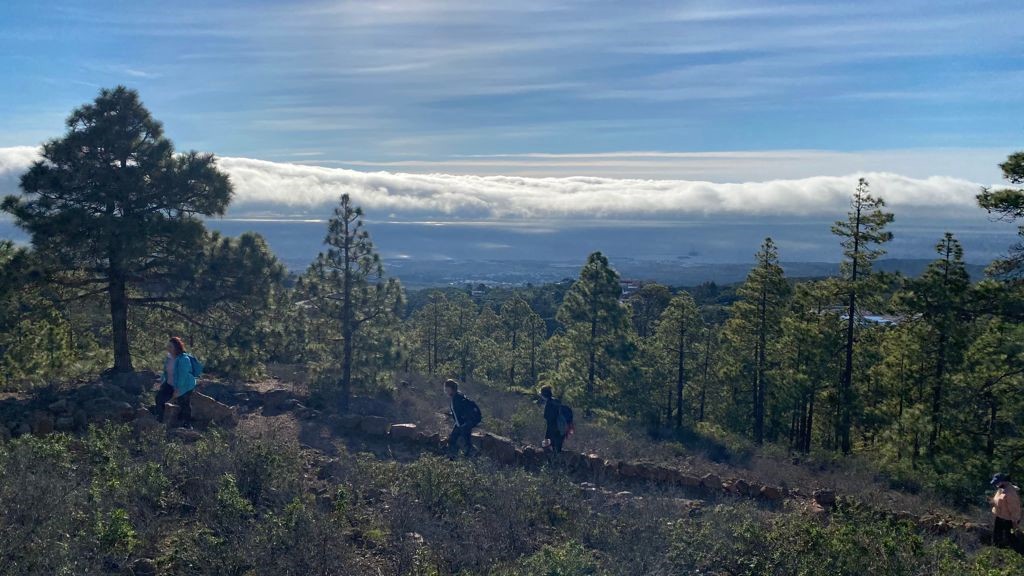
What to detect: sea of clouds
<box><xmin>0</xmin><ymin>146</ymin><xmax>984</xmax><ymax>220</ymax></box>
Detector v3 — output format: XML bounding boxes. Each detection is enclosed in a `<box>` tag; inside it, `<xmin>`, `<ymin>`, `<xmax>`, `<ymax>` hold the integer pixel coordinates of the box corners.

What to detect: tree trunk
<box><xmin>109</xmin><ymin>272</ymin><xmax>133</xmax><ymax>372</ymax></box>
<box><xmin>754</xmin><ymin>283</ymin><xmax>768</xmax><ymax>444</ymax></box>
<box><xmin>676</xmin><ymin>319</ymin><xmax>686</xmax><ymax>429</ymax></box>
<box><xmin>987</xmin><ymin>394</ymin><xmax>997</xmax><ymax>458</ymax></box>
<box><xmin>839</xmin><ymin>203</ymin><xmax>862</xmax><ymax>455</ymax></box>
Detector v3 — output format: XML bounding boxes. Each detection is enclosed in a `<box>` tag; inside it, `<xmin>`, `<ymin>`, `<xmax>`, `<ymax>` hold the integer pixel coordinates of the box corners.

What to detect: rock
<box><xmin>190</xmin><ymin>392</ymin><xmax>239</xmax><ymax>426</ymax></box>
<box><xmin>759</xmin><ymin>485</ymin><xmax>785</xmax><ymax>501</ymax></box>
<box><xmin>262</xmin><ymin>388</ymin><xmax>293</xmax><ymax>410</ymax></box>
<box><xmin>729</xmin><ymin>479</ymin><xmax>751</xmax><ymax>496</ymax></box>
<box><xmin>390</xmin><ymin>423</ymin><xmax>419</xmax><ymax>441</ymax></box>
<box><xmin>133</xmin><ymin>413</ymin><xmax>160</xmax><ymax>434</ymax></box>
<box><xmin>479</xmin><ymin>433</ymin><xmax>517</xmax><ymax>465</ymax></box>
<box><xmin>810</xmin><ymin>502</ymin><xmax>830</xmax><ymax>520</ymax></box>
<box><xmin>282</xmin><ymin>398</ymin><xmax>304</xmax><ymax>411</ymax></box>
<box><xmin>618</xmin><ymin>461</ymin><xmax>643</xmax><ymax>479</ymax></box>
<box><xmin>163</xmin><ymin>403</ymin><xmax>182</xmax><ymax>427</ymax></box>
<box><xmin>701</xmin><ymin>473</ymin><xmax>723</xmax><ymax>491</ymax></box>
<box><xmin>403</xmin><ymin>532</ymin><xmax>425</xmax><ymax>545</ymax></box>
<box><xmin>677</xmin><ymin>474</ymin><xmax>703</xmax><ymax>488</ymax></box>
<box><xmin>170</xmin><ymin>428</ymin><xmax>202</xmax><ymax>442</ymax></box>
<box><xmin>82</xmin><ymin>398</ymin><xmax>135</xmax><ymax>423</ymax></box>
<box><xmin>47</xmin><ymin>399</ymin><xmax>69</xmax><ymax>414</ymax></box>
<box><xmin>132</xmin><ymin>557</ymin><xmax>157</xmax><ymax>576</ymax></box>
<box><xmin>30</xmin><ymin>411</ymin><xmax>54</xmax><ymax>436</ymax></box>
<box><xmin>359</xmin><ymin>415</ymin><xmax>390</xmax><ymax>436</ymax></box>
<box><xmin>330</xmin><ymin>414</ymin><xmax>364</xmax><ymax>432</ymax></box>
<box><xmin>813</xmin><ymin>489</ymin><xmax>837</xmax><ymax>508</ymax></box>
<box><xmin>296</xmin><ymin>407</ymin><xmax>320</xmax><ymax>420</ymax></box>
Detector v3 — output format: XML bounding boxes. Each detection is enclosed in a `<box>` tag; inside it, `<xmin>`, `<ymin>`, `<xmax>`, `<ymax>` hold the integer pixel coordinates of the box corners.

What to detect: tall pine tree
<box><xmin>832</xmin><ymin>178</ymin><xmax>893</xmax><ymax>454</ymax></box>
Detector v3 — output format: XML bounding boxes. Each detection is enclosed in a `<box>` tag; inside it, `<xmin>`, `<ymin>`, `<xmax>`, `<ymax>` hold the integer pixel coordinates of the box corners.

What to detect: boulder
<box><xmin>261</xmin><ymin>388</ymin><xmax>294</xmax><ymax>411</ymax></box>
<box><xmin>701</xmin><ymin>473</ymin><xmax>723</xmax><ymax>491</ymax></box>
<box><xmin>133</xmin><ymin>413</ymin><xmax>160</xmax><ymax>434</ymax></box>
<box><xmin>677</xmin><ymin>474</ymin><xmax>703</xmax><ymax>488</ymax></box>
<box><xmin>132</xmin><ymin>558</ymin><xmax>157</xmax><ymax>576</ymax></box>
<box><xmin>479</xmin><ymin>433</ymin><xmax>517</xmax><ymax>465</ymax></box>
<box><xmin>330</xmin><ymin>414</ymin><xmax>364</xmax><ymax>432</ymax></box>
<box><xmin>759</xmin><ymin>485</ymin><xmax>785</xmax><ymax>501</ymax></box>
<box><xmin>359</xmin><ymin>415</ymin><xmax>391</xmax><ymax>436</ymax></box>
<box><xmin>618</xmin><ymin>461</ymin><xmax>643</xmax><ymax>479</ymax></box>
<box><xmin>813</xmin><ymin>489</ymin><xmax>836</xmax><ymax>508</ymax></box>
<box><xmin>82</xmin><ymin>397</ymin><xmax>135</xmax><ymax>423</ymax></box>
<box><xmin>30</xmin><ymin>411</ymin><xmax>54</xmax><ymax>436</ymax></box>
<box><xmin>12</xmin><ymin>421</ymin><xmax>30</xmax><ymax>437</ymax></box>
<box><xmin>163</xmin><ymin>403</ymin><xmax>182</xmax><ymax>427</ymax></box>
<box><xmin>390</xmin><ymin>423</ymin><xmax>419</xmax><ymax>441</ymax></box>
<box><xmin>190</xmin><ymin>392</ymin><xmax>239</xmax><ymax>426</ymax></box>
<box><xmin>170</xmin><ymin>428</ymin><xmax>202</xmax><ymax>442</ymax></box>
<box><xmin>729</xmin><ymin>479</ymin><xmax>751</xmax><ymax>496</ymax></box>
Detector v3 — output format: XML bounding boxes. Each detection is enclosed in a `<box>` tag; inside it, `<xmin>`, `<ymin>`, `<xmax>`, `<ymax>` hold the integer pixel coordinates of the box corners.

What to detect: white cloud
<box><xmin>0</xmin><ymin>146</ymin><xmax>988</xmax><ymax>220</ymax></box>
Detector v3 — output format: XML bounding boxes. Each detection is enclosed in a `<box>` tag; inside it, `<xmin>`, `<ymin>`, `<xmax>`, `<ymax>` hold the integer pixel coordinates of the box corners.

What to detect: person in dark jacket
<box><xmin>445</xmin><ymin>379</ymin><xmax>480</xmax><ymax>458</ymax></box>
<box><xmin>540</xmin><ymin>385</ymin><xmax>564</xmax><ymax>453</ymax></box>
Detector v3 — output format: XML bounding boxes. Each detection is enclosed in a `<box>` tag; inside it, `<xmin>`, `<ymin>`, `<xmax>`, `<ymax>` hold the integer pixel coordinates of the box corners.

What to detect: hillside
<box><xmin>2</xmin><ymin>368</ymin><xmax>1022</xmax><ymax>575</ymax></box>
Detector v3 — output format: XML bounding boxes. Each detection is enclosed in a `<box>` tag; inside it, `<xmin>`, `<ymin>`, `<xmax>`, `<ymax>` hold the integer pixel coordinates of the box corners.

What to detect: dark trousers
<box><xmin>545</xmin><ymin>428</ymin><xmax>564</xmax><ymax>453</ymax></box>
<box><xmin>156</xmin><ymin>383</ymin><xmax>192</xmax><ymax>424</ymax></box>
<box><xmin>994</xmin><ymin>517</ymin><xmax>1015</xmax><ymax>548</ymax></box>
<box><xmin>448</xmin><ymin>424</ymin><xmax>474</xmax><ymax>457</ymax></box>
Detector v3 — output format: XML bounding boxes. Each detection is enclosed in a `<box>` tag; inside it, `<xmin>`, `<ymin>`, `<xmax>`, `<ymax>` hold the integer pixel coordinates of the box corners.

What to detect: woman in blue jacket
<box><xmin>156</xmin><ymin>336</ymin><xmax>199</xmax><ymax>425</ymax></box>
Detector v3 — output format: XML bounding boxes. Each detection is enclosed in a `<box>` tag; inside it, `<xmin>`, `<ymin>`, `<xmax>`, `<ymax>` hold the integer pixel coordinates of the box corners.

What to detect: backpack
<box><xmin>464</xmin><ymin>396</ymin><xmax>482</xmax><ymax>427</ymax></box>
<box><xmin>185</xmin><ymin>353</ymin><xmax>204</xmax><ymax>378</ymax></box>
<box><xmin>557</xmin><ymin>403</ymin><xmax>574</xmax><ymax>437</ymax></box>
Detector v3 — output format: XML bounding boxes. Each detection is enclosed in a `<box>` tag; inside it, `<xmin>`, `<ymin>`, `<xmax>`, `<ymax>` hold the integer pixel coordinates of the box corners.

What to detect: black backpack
<box><xmin>557</xmin><ymin>403</ymin><xmax>574</xmax><ymax>436</ymax></box>
<box><xmin>465</xmin><ymin>397</ymin><xmax>482</xmax><ymax>427</ymax></box>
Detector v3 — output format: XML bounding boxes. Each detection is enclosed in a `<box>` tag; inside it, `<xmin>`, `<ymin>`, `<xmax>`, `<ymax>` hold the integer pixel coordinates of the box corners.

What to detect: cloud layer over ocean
<box><xmin>0</xmin><ymin>146</ymin><xmax>984</xmax><ymax>220</ymax></box>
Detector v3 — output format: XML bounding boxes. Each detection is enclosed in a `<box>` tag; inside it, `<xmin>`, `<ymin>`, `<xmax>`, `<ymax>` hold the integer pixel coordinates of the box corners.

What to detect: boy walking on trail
<box><xmin>540</xmin><ymin>385</ymin><xmax>573</xmax><ymax>454</ymax></box>
<box><xmin>991</xmin><ymin>473</ymin><xmax>1022</xmax><ymax>549</ymax></box>
<box><xmin>445</xmin><ymin>379</ymin><xmax>481</xmax><ymax>458</ymax></box>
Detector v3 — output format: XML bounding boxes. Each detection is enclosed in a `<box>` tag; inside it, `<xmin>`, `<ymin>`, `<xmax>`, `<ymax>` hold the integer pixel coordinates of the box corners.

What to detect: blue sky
<box><xmin>2</xmin><ymin>0</ymin><xmax>1021</xmax><ymax>171</ymax></box>
<box><xmin>1</xmin><ymin>0</ymin><xmax>1023</xmax><ymax>226</ymax></box>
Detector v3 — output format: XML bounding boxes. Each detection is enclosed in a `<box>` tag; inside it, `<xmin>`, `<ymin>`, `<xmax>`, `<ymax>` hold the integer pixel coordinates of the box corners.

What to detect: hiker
<box><xmin>444</xmin><ymin>379</ymin><xmax>481</xmax><ymax>458</ymax></box>
<box><xmin>540</xmin><ymin>385</ymin><xmax>573</xmax><ymax>453</ymax></box>
<box><xmin>991</xmin><ymin>473</ymin><xmax>1022</xmax><ymax>548</ymax></box>
<box><xmin>156</xmin><ymin>337</ymin><xmax>203</xmax><ymax>426</ymax></box>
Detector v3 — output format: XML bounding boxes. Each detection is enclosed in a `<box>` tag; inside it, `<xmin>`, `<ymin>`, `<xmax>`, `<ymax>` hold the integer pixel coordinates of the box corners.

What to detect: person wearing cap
<box><xmin>990</xmin><ymin>473</ymin><xmax>1022</xmax><ymax>548</ymax></box>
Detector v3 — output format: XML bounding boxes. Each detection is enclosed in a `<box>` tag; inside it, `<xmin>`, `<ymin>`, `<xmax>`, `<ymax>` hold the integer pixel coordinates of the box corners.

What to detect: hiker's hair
<box><xmin>169</xmin><ymin>337</ymin><xmax>186</xmax><ymax>356</ymax></box>
<box><xmin>540</xmin><ymin>385</ymin><xmax>553</xmax><ymax>398</ymax></box>
<box><xmin>444</xmin><ymin>379</ymin><xmax>459</xmax><ymax>392</ymax></box>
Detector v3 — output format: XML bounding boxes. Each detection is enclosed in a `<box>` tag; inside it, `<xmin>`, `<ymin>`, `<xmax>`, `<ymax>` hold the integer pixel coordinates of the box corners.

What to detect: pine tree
<box><xmin>298</xmin><ymin>194</ymin><xmax>402</xmax><ymax>412</ymax></box>
<box><xmin>653</xmin><ymin>293</ymin><xmax>702</xmax><ymax>428</ymax></box>
<box><xmin>500</xmin><ymin>296</ymin><xmax>545</xmax><ymax>388</ymax></box>
<box><xmin>831</xmin><ymin>178</ymin><xmax>894</xmax><ymax>454</ymax></box>
<box><xmin>723</xmin><ymin>238</ymin><xmax>790</xmax><ymax>444</ymax></box>
<box><xmin>629</xmin><ymin>283</ymin><xmax>672</xmax><ymax>338</ymax></box>
<box><xmin>555</xmin><ymin>252</ymin><xmax>634</xmax><ymax>413</ymax></box>
<box><xmin>977</xmin><ymin>151</ymin><xmax>1024</xmax><ymax>280</ymax></box>
<box><xmin>2</xmin><ymin>86</ymin><xmax>232</xmax><ymax>372</ymax></box>
<box><xmin>900</xmin><ymin>233</ymin><xmax>973</xmax><ymax>453</ymax></box>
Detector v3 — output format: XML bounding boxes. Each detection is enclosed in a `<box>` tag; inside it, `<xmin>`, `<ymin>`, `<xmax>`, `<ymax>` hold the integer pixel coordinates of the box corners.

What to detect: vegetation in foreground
<box><xmin>1</xmin><ymin>420</ymin><xmax>1023</xmax><ymax>576</ymax></box>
